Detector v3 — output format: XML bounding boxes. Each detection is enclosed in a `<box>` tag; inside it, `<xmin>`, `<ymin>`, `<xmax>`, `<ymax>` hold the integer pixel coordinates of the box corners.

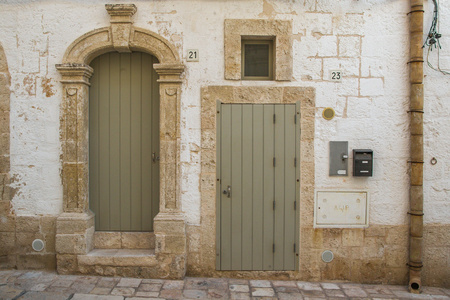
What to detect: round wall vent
<box><xmin>32</xmin><ymin>239</ymin><xmax>45</xmax><ymax>252</ymax></box>
<box><xmin>322</xmin><ymin>107</ymin><xmax>335</xmax><ymax>120</ymax></box>
<box><xmin>322</xmin><ymin>250</ymin><xmax>334</xmax><ymax>263</ymax></box>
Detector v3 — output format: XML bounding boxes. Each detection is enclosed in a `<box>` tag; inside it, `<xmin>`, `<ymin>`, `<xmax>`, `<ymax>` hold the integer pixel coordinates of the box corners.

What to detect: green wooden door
<box><xmin>217</xmin><ymin>103</ymin><xmax>300</xmax><ymax>271</ymax></box>
<box><xmin>89</xmin><ymin>52</ymin><xmax>160</xmax><ymax>231</ymax></box>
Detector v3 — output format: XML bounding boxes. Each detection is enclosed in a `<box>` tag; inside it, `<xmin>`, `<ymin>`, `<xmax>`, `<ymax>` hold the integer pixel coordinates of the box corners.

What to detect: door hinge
<box><xmin>273</xmin><ymin>244</ymin><xmax>275</xmax><ymax>253</ymax></box>
<box><xmin>294</xmin><ymin>157</ymin><xmax>297</xmax><ymax>167</ymax></box>
<box><xmin>273</xmin><ymin>157</ymin><xmax>276</xmax><ymax>167</ymax></box>
<box><xmin>294</xmin><ymin>201</ymin><xmax>296</xmax><ymax>210</ymax></box>
<box><xmin>294</xmin><ymin>243</ymin><xmax>296</xmax><ymax>253</ymax></box>
<box><xmin>273</xmin><ymin>114</ymin><xmax>276</xmax><ymax>124</ymax></box>
<box><xmin>273</xmin><ymin>200</ymin><xmax>276</xmax><ymax>210</ymax></box>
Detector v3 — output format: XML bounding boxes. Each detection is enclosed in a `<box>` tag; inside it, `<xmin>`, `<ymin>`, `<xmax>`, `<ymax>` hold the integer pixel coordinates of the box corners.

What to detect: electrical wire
<box><xmin>423</xmin><ymin>0</ymin><xmax>450</xmax><ymax>75</ymax></box>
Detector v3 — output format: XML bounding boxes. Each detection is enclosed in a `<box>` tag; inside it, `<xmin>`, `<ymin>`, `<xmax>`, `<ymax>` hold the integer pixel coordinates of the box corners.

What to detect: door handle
<box><xmin>223</xmin><ymin>185</ymin><xmax>231</xmax><ymax>198</ymax></box>
<box><xmin>152</xmin><ymin>152</ymin><xmax>160</xmax><ymax>163</ymax></box>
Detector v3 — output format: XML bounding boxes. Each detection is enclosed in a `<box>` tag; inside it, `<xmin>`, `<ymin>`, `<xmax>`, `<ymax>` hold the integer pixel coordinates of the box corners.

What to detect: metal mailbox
<box><xmin>353</xmin><ymin>149</ymin><xmax>373</xmax><ymax>177</ymax></box>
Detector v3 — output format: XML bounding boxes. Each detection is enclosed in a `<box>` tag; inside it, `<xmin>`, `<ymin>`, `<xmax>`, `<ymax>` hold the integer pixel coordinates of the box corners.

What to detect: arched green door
<box><xmin>89</xmin><ymin>52</ymin><xmax>160</xmax><ymax>231</ymax></box>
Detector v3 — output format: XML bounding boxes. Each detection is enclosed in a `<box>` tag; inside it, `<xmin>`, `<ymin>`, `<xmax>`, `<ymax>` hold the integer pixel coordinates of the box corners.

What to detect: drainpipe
<box><xmin>408</xmin><ymin>0</ymin><xmax>424</xmax><ymax>294</ymax></box>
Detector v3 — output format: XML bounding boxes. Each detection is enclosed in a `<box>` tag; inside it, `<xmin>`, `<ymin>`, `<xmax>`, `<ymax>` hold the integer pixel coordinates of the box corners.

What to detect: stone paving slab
<box><xmin>0</xmin><ymin>270</ymin><xmax>448</xmax><ymax>299</ymax></box>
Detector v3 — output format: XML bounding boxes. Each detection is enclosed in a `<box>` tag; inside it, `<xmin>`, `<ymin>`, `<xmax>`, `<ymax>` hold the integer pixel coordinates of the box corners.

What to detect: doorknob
<box><xmin>223</xmin><ymin>185</ymin><xmax>231</xmax><ymax>198</ymax></box>
<box><xmin>152</xmin><ymin>152</ymin><xmax>160</xmax><ymax>163</ymax></box>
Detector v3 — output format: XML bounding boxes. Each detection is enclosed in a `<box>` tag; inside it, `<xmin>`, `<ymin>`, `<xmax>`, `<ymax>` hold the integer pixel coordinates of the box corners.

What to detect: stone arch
<box><xmin>55</xmin><ymin>4</ymin><xmax>187</xmax><ymax>279</ymax></box>
<box><xmin>0</xmin><ymin>43</ymin><xmax>14</xmax><ymax>268</ymax></box>
<box><xmin>62</xmin><ymin>27</ymin><xmax>180</xmax><ymax>65</ymax></box>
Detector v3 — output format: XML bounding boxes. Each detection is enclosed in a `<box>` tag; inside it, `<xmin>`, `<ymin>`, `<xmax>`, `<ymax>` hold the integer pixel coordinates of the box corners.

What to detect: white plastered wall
<box><xmin>0</xmin><ymin>0</ymin><xmax>448</xmax><ymax>227</ymax></box>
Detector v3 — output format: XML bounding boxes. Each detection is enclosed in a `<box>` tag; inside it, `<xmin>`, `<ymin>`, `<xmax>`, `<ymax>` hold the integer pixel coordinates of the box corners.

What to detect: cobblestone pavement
<box><xmin>0</xmin><ymin>270</ymin><xmax>449</xmax><ymax>299</ymax></box>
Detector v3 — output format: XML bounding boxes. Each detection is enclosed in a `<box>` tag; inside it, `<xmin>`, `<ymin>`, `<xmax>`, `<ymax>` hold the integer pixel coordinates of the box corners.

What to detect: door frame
<box><xmin>215</xmin><ymin>102</ymin><xmax>301</xmax><ymax>271</ymax></box>
<box><xmin>199</xmin><ymin>85</ymin><xmax>315</xmax><ymax>275</ymax></box>
<box><xmin>55</xmin><ymin>4</ymin><xmax>188</xmax><ymax>278</ymax></box>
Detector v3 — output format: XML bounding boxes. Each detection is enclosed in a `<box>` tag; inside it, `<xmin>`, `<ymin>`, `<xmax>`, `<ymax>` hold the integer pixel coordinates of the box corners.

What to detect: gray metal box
<box><xmin>329</xmin><ymin>141</ymin><xmax>348</xmax><ymax>176</ymax></box>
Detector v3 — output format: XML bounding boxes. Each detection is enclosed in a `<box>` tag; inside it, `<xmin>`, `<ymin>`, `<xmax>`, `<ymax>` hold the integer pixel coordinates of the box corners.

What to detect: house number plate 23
<box><xmin>329</xmin><ymin>70</ymin><xmax>342</xmax><ymax>82</ymax></box>
<box><xmin>187</xmin><ymin>49</ymin><xmax>199</xmax><ymax>62</ymax></box>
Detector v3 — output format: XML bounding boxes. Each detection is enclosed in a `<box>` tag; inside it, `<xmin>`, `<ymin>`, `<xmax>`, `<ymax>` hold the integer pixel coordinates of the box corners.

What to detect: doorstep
<box><xmin>78</xmin><ymin>249</ymin><xmax>157</xmax><ymax>267</ymax></box>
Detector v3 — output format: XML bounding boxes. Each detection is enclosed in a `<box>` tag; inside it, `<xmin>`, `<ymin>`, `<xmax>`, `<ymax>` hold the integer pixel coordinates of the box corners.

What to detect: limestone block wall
<box><xmin>0</xmin><ymin>0</ymin><xmax>448</xmax><ymax>287</ymax></box>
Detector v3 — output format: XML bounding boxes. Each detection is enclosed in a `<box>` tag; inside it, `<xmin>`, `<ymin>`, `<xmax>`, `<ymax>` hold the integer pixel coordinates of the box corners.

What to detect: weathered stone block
<box><xmin>364</xmin><ymin>226</ymin><xmax>386</xmax><ymax>237</ymax></box>
<box><xmin>122</xmin><ymin>232</ymin><xmax>154</xmax><ymax>249</ymax></box>
<box><xmin>16</xmin><ymin>232</ymin><xmax>43</xmax><ymax>254</ymax></box>
<box><xmin>322</xmin><ymin>229</ymin><xmax>342</xmax><ymax>248</ymax></box>
<box><xmin>339</xmin><ymin>36</ymin><xmax>361</xmax><ymax>57</ymax></box>
<box><xmin>0</xmin><ymin>254</ymin><xmax>16</xmax><ymax>269</ymax></box>
<box><xmin>0</xmin><ymin>232</ymin><xmax>15</xmax><ymax>256</ymax></box>
<box><xmin>362</xmin><ymin>237</ymin><xmax>385</xmax><ymax>259</ymax></box>
<box><xmin>15</xmin><ymin>216</ymin><xmax>40</xmax><ymax>233</ymax></box>
<box><xmin>157</xmin><ymin>235</ymin><xmax>186</xmax><ymax>255</ymax></box>
<box><xmin>94</xmin><ymin>232</ymin><xmax>121</xmax><ymax>249</ymax></box>
<box><xmin>351</xmin><ymin>260</ymin><xmax>385</xmax><ymax>284</ymax></box>
<box><xmin>56</xmin><ymin>212</ymin><xmax>94</xmax><ymax>234</ymax></box>
<box><xmin>200</xmin><ymin>173</ymin><xmax>215</xmax><ymax>191</ymax></box>
<box><xmin>201</xmin><ymin>129</ymin><xmax>216</xmax><ymax>150</ymax></box>
<box><xmin>16</xmin><ymin>254</ymin><xmax>56</xmax><ymax>270</ymax></box>
<box><xmin>55</xmin><ymin>234</ymin><xmax>89</xmax><ymax>254</ymax></box>
<box><xmin>321</xmin><ymin>256</ymin><xmax>351</xmax><ymax>281</ymax></box>
<box><xmin>0</xmin><ymin>156</ymin><xmax>10</xmax><ymax>173</ymax></box>
<box><xmin>40</xmin><ymin>216</ymin><xmax>56</xmax><ymax>234</ymax></box>
<box><xmin>342</xmin><ymin>229</ymin><xmax>364</xmax><ymax>247</ymax></box>
<box><xmin>201</xmin><ymin>150</ymin><xmax>216</xmax><ymax>174</ymax></box>
<box><xmin>44</xmin><ymin>233</ymin><xmax>56</xmax><ymax>253</ymax></box>
<box><xmin>0</xmin><ymin>134</ymin><xmax>9</xmax><ymax>155</ymax></box>
<box><xmin>200</xmin><ymin>190</ymin><xmax>216</xmax><ymax>218</ymax></box>
<box><xmin>234</xmin><ymin>87</ymin><xmax>283</xmax><ymax>103</ymax></box>
<box><xmin>300</xmin><ymin>227</ymin><xmax>323</xmax><ymax>249</ymax></box>
<box><xmin>56</xmin><ymin>254</ymin><xmax>78</xmax><ymax>274</ymax></box>
<box><xmin>386</xmin><ymin>226</ymin><xmax>408</xmax><ymax>246</ymax></box>
<box><xmin>424</xmin><ymin>224</ymin><xmax>450</xmax><ymax>247</ymax></box>
<box><xmin>385</xmin><ymin>246</ymin><xmax>407</xmax><ymax>268</ymax></box>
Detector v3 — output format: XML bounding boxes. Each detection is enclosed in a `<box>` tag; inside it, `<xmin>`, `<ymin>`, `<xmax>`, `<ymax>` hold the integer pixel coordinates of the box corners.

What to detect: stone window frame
<box><xmin>224</xmin><ymin>19</ymin><xmax>293</xmax><ymax>81</ymax></box>
<box><xmin>54</xmin><ymin>4</ymin><xmax>187</xmax><ymax>279</ymax></box>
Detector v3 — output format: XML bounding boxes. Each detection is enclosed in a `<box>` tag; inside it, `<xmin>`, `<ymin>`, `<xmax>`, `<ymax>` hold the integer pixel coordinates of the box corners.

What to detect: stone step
<box><xmin>94</xmin><ymin>231</ymin><xmax>155</xmax><ymax>249</ymax></box>
<box><xmin>78</xmin><ymin>249</ymin><xmax>157</xmax><ymax>267</ymax></box>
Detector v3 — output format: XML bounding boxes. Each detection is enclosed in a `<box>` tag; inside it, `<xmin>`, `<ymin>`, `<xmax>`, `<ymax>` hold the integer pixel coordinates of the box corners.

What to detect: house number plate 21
<box><xmin>187</xmin><ymin>49</ymin><xmax>199</xmax><ymax>62</ymax></box>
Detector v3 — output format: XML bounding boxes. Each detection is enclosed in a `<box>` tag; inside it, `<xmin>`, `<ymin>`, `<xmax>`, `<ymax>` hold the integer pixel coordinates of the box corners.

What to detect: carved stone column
<box><xmin>153</xmin><ymin>63</ymin><xmax>187</xmax><ymax>278</ymax></box>
<box><xmin>54</xmin><ymin>64</ymin><xmax>95</xmax><ymax>274</ymax></box>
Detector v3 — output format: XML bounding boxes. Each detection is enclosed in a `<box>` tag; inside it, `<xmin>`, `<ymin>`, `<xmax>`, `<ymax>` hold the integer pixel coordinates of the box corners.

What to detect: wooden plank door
<box><xmin>89</xmin><ymin>52</ymin><xmax>160</xmax><ymax>231</ymax></box>
<box><xmin>217</xmin><ymin>103</ymin><xmax>300</xmax><ymax>270</ymax></box>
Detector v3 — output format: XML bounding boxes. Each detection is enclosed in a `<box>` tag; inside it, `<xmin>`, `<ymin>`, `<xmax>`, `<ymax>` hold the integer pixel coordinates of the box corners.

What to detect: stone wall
<box><xmin>0</xmin><ymin>0</ymin><xmax>449</xmax><ymax>287</ymax></box>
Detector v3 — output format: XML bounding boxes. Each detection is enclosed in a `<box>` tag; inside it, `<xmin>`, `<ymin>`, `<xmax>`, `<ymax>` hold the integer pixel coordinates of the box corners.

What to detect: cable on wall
<box><xmin>423</xmin><ymin>0</ymin><xmax>449</xmax><ymax>75</ymax></box>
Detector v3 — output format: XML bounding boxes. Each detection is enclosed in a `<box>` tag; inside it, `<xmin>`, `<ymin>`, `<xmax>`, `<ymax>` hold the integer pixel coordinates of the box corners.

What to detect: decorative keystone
<box><xmin>105</xmin><ymin>4</ymin><xmax>137</xmax><ymax>53</ymax></box>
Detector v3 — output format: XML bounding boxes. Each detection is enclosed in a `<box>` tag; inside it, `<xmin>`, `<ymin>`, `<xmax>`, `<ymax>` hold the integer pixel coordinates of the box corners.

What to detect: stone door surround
<box><xmin>55</xmin><ymin>4</ymin><xmax>187</xmax><ymax>278</ymax></box>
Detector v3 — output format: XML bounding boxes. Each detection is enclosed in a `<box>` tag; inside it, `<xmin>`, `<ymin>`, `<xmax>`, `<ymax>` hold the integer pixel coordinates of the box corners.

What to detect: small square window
<box><xmin>241</xmin><ymin>39</ymin><xmax>274</xmax><ymax>80</ymax></box>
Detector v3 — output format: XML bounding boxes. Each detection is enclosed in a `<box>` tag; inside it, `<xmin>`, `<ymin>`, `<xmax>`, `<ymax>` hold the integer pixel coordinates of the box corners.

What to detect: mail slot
<box><xmin>353</xmin><ymin>149</ymin><xmax>373</xmax><ymax>177</ymax></box>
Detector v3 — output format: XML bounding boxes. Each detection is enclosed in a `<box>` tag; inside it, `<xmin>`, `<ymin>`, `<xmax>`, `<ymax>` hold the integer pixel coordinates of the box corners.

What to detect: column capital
<box><xmin>154</xmin><ymin>63</ymin><xmax>184</xmax><ymax>83</ymax></box>
<box><xmin>56</xmin><ymin>63</ymin><xmax>94</xmax><ymax>85</ymax></box>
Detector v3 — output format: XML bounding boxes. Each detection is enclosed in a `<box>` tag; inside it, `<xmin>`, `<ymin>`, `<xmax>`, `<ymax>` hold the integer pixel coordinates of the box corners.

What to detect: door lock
<box><xmin>223</xmin><ymin>185</ymin><xmax>231</xmax><ymax>198</ymax></box>
<box><xmin>152</xmin><ymin>152</ymin><xmax>160</xmax><ymax>163</ymax></box>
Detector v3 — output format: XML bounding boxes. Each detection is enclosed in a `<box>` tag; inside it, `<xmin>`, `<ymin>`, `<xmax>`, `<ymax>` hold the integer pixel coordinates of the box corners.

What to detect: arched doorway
<box><xmin>89</xmin><ymin>52</ymin><xmax>160</xmax><ymax>231</ymax></box>
<box><xmin>55</xmin><ymin>4</ymin><xmax>187</xmax><ymax>278</ymax></box>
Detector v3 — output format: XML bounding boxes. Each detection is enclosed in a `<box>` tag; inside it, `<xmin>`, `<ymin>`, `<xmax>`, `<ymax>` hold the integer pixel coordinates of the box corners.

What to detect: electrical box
<box><xmin>329</xmin><ymin>141</ymin><xmax>348</xmax><ymax>176</ymax></box>
<box><xmin>353</xmin><ymin>149</ymin><xmax>373</xmax><ymax>177</ymax></box>
<box><xmin>314</xmin><ymin>191</ymin><xmax>369</xmax><ymax>228</ymax></box>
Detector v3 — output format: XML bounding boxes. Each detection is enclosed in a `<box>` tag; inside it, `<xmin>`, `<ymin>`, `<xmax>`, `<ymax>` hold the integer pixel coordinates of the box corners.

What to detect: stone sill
<box><xmin>78</xmin><ymin>249</ymin><xmax>156</xmax><ymax>267</ymax></box>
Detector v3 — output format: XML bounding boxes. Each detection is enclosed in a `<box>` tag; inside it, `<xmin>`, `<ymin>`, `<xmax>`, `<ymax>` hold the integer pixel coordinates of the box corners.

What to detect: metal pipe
<box><xmin>408</xmin><ymin>0</ymin><xmax>424</xmax><ymax>294</ymax></box>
